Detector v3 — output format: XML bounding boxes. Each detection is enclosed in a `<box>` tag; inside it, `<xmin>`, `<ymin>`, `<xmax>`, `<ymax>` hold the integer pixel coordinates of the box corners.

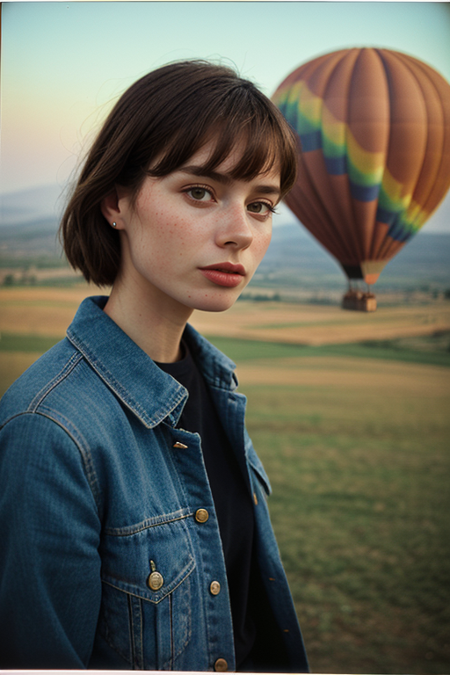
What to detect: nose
<box><xmin>215</xmin><ymin>204</ymin><xmax>253</xmax><ymax>250</ymax></box>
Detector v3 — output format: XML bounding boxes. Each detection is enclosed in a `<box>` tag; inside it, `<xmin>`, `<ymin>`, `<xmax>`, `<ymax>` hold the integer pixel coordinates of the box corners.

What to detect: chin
<box><xmin>188</xmin><ymin>291</ymin><xmax>241</xmax><ymax>313</ymax></box>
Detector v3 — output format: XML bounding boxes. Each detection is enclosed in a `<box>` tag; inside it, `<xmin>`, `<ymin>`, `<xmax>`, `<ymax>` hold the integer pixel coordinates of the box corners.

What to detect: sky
<box><xmin>1</xmin><ymin>1</ymin><xmax>450</xmax><ymax>230</ymax></box>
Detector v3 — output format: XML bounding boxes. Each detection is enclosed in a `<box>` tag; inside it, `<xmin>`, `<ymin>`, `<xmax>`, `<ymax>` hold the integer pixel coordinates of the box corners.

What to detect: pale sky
<box><xmin>1</xmin><ymin>1</ymin><xmax>450</xmax><ymax>229</ymax></box>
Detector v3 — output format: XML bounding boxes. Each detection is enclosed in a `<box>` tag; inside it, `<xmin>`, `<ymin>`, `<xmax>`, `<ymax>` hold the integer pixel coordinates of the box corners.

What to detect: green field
<box><xmin>243</xmin><ymin>383</ymin><xmax>449</xmax><ymax>674</ymax></box>
<box><xmin>205</xmin><ymin>337</ymin><xmax>450</xmax><ymax>674</ymax></box>
<box><xmin>206</xmin><ymin>335</ymin><xmax>450</xmax><ymax>368</ymax></box>
<box><xmin>1</xmin><ymin>328</ymin><xmax>449</xmax><ymax>673</ymax></box>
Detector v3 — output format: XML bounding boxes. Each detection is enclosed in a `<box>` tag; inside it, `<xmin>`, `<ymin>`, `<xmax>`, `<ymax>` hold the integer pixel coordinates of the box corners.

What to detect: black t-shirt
<box><xmin>156</xmin><ymin>341</ymin><xmax>256</xmax><ymax>668</ymax></box>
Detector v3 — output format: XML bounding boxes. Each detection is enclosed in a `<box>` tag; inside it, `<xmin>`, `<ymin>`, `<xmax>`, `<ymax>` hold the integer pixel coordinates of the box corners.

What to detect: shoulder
<box><xmin>0</xmin><ymin>339</ymin><xmax>114</xmax><ymax>513</ymax></box>
<box><xmin>0</xmin><ymin>336</ymin><xmax>119</xmax><ymax>446</ymax></box>
<box><xmin>0</xmin><ymin>338</ymin><xmax>80</xmax><ymax>423</ymax></box>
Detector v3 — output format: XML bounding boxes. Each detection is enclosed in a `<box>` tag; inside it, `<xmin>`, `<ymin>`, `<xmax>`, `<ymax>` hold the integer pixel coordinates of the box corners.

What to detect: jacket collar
<box><xmin>66</xmin><ymin>296</ymin><xmax>237</xmax><ymax>429</ymax></box>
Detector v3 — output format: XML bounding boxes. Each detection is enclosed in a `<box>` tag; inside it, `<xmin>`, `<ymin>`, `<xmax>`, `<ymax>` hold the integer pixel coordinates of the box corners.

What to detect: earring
<box><xmin>111</xmin><ymin>222</ymin><xmax>117</xmax><ymax>228</ymax></box>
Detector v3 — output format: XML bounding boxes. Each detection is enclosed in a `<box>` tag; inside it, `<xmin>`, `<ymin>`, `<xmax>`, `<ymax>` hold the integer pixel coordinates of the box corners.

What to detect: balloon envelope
<box><xmin>273</xmin><ymin>48</ymin><xmax>450</xmax><ymax>285</ymax></box>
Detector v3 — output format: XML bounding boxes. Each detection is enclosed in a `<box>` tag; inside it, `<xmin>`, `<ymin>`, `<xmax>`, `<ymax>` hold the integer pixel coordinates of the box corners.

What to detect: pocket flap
<box><xmin>101</xmin><ymin>516</ymin><xmax>195</xmax><ymax>603</ymax></box>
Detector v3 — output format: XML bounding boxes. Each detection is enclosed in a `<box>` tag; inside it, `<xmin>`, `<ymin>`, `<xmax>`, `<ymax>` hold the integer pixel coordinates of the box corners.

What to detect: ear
<box><xmin>101</xmin><ymin>186</ymin><xmax>130</xmax><ymax>229</ymax></box>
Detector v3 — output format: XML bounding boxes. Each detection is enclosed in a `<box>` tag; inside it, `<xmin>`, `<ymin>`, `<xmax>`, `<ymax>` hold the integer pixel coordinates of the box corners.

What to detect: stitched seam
<box><xmin>249</xmin><ymin>461</ymin><xmax>271</xmax><ymax>496</ymax></box>
<box><xmin>201</xmin><ymin>369</ymin><xmax>236</xmax><ymax>392</ymax></box>
<box><xmin>170</xmin><ymin>593</ymin><xmax>174</xmax><ymax>670</ymax></box>
<box><xmin>160</xmin><ymin>577</ymin><xmax>192</xmax><ymax>669</ymax></box>
<box><xmin>28</xmin><ymin>352</ymin><xmax>83</xmax><ymax>411</ymax></box>
<box><xmin>67</xmin><ymin>333</ymin><xmax>185</xmax><ymax>428</ymax></box>
<box><xmin>0</xmin><ymin>410</ymin><xmax>101</xmax><ymax>514</ymax></box>
<box><xmin>127</xmin><ymin>593</ymin><xmax>136</xmax><ymax>668</ymax></box>
<box><xmin>102</xmin><ymin>561</ymin><xmax>195</xmax><ymax>605</ymax></box>
<box><xmin>159</xmin><ymin>431</ymin><xmax>193</xmax><ymax>511</ymax></box>
<box><xmin>138</xmin><ymin>597</ymin><xmax>144</xmax><ymax>670</ymax></box>
<box><xmin>36</xmin><ymin>407</ymin><xmax>102</xmax><ymax>511</ymax></box>
<box><xmin>177</xmin><ymin>576</ymin><xmax>192</xmax><ymax>659</ymax></box>
<box><xmin>101</xmin><ymin>610</ymin><xmax>133</xmax><ymax>667</ymax></box>
<box><xmin>105</xmin><ymin>511</ymin><xmax>193</xmax><ymax>537</ymax></box>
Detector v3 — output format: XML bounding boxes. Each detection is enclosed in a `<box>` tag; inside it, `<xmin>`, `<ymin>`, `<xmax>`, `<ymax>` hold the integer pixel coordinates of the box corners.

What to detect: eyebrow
<box><xmin>179</xmin><ymin>165</ymin><xmax>281</xmax><ymax>197</ymax></box>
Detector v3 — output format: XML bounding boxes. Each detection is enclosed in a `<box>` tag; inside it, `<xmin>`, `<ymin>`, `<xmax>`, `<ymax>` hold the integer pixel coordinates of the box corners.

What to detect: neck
<box><xmin>103</xmin><ymin>274</ymin><xmax>193</xmax><ymax>364</ymax></box>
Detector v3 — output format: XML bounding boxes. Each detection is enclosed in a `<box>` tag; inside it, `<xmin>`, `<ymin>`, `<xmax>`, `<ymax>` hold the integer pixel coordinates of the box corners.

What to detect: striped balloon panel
<box><xmin>273</xmin><ymin>48</ymin><xmax>450</xmax><ymax>283</ymax></box>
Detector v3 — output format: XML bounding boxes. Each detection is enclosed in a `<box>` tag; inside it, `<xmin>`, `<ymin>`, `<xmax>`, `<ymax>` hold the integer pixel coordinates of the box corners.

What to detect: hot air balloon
<box><xmin>273</xmin><ymin>48</ymin><xmax>450</xmax><ymax>311</ymax></box>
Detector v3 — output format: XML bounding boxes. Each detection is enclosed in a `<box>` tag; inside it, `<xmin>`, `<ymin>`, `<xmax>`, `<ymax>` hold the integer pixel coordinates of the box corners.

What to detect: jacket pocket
<box><xmin>99</xmin><ymin>513</ymin><xmax>195</xmax><ymax>670</ymax></box>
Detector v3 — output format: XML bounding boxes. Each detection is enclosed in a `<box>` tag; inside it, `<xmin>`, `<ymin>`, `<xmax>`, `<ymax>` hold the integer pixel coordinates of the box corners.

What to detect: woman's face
<box><xmin>113</xmin><ymin>139</ymin><xmax>281</xmax><ymax>316</ymax></box>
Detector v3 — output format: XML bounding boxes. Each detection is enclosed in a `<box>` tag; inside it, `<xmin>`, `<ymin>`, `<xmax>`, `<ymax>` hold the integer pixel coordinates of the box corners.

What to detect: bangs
<box><xmin>196</xmin><ymin>120</ymin><xmax>287</xmax><ymax>185</ymax></box>
<box><xmin>147</xmin><ymin>82</ymin><xmax>298</xmax><ymax>199</ymax></box>
<box><xmin>61</xmin><ymin>60</ymin><xmax>299</xmax><ymax>286</ymax></box>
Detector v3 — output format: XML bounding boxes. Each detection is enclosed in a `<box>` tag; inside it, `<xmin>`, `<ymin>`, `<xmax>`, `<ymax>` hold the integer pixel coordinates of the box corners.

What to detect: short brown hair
<box><xmin>60</xmin><ymin>60</ymin><xmax>298</xmax><ymax>286</ymax></box>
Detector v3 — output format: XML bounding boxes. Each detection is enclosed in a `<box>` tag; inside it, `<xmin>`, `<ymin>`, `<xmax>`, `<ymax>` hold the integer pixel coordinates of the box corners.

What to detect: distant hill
<box><xmin>0</xmin><ymin>217</ymin><xmax>62</xmax><ymax>265</ymax></box>
<box><xmin>1</xmin><ymin>185</ymin><xmax>450</xmax><ymax>291</ymax></box>
<box><xmin>0</xmin><ymin>184</ymin><xmax>67</xmax><ymax>226</ymax></box>
<box><xmin>254</xmin><ymin>223</ymin><xmax>450</xmax><ymax>292</ymax></box>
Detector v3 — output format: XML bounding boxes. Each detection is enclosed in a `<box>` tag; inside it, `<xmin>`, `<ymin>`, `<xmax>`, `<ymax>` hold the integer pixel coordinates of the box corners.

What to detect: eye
<box><xmin>247</xmin><ymin>201</ymin><xmax>276</xmax><ymax>215</ymax></box>
<box><xmin>186</xmin><ymin>187</ymin><xmax>213</xmax><ymax>202</ymax></box>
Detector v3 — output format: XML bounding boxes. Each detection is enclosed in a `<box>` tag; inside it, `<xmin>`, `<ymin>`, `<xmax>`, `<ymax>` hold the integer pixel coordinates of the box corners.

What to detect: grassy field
<box><xmin>221</xmin><ymin>346</ymin><xmax>450</xmax><ymax>674</ymax></box>
<box><xmin>191</xmin><ymin>297</ymin><xmax>450</xmax><ymax>345</ymax></box>
<box><xmin>0</xmin><ymin>287</ymin><xmax>449</xmax><ymax>673</ymax></box>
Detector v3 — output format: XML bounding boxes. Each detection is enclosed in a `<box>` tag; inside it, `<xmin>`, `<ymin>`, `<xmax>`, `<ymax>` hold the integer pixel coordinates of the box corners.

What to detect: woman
<box><xmin>0</xmin><ymin>61</ymin><xmax>308</xmax><ymax>672</ymax></box>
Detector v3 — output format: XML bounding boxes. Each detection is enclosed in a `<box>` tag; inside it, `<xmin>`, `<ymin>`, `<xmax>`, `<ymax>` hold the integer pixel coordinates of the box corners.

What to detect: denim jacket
<box><xmin>0</xmin><ymin>296</ymin><xmax>308</xmax><ymax>671</ymax></box>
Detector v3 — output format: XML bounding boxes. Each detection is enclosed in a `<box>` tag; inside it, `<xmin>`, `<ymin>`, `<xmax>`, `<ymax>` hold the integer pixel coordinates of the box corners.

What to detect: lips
<box><xmin>199</xmin><ymin>262</ymin><xmax>246</xmax><ymax>288</ymax></box>
<box><xmin>200</xmin><ymin>262</ymin><xmax>245</xmax><ymax>275</ymax></box>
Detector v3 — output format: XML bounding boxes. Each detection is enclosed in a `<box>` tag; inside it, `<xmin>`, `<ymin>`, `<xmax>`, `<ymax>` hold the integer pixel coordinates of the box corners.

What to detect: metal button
<box><xmin>195</xmin><ymin>508</ymin><xmax>209</xmax><ymax>523</ymax></box>
<box><xmin>210</xmin><ymin>581</ymin><xmax>221</xmax><ymax>595</ymax></box>
<box><xmin>253</xmin><ymin>492</ymin><xmax>258</xmax><ymax>505</ymax></box>
<box><xmin>214</xmin><ymin>658</ymin><xmax>228</xmax><ymax>672</ymax></box>
<box><xmin>173</xmin><ymin>441</ymin><xmax>188</xmax><ymax>449</ymax></box>
<box><xmin>147</xmin><ymin>571</ymin><xmax>164</xmax><ymax>591</ymax></box>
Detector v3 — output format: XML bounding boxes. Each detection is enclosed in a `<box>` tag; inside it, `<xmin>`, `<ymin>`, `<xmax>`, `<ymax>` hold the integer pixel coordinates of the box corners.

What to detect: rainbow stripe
<box><xmin>273</xmin><ymin>48</ymin><xmax>450</xmax><ymax>271</ymax></box>
<box><xmin>275</xmin><ymin>83</ymin><xmax>421</xmax><ymax>242</ymax></box>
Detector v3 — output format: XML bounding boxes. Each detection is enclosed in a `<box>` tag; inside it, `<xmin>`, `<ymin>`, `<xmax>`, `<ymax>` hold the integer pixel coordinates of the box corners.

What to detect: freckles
<box><xmin>254</xmin><ymin>241</ymin><xmax>269</xmax><ymax>255</ymax></box>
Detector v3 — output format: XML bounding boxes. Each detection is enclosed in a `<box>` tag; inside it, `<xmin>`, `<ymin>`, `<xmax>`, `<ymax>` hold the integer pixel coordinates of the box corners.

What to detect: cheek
<box><xmin>253</xmin><ymin>230</ymin><xmax>272</xmax><ymax>261</ymax></box>
<box><xmin>130</xmin><ymin>209</ymin><xmax>174</xmax><ymax>250</ymax></box>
